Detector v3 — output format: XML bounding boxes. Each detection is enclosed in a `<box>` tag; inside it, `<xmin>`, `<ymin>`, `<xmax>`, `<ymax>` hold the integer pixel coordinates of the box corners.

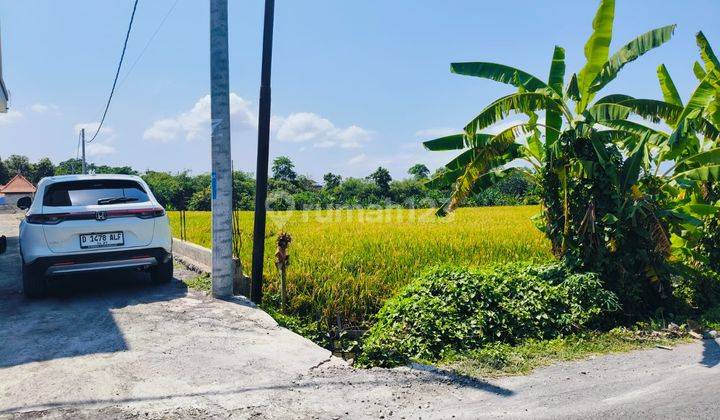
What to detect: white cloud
<box><xmin>313</xmin><ymin>140</ymin><xmax>336</xmax><ymax>149</ymax></box>
<box><xmin>86</xmin><ymin>142</ymin><xmax>117</xmax><ymax>156</ymax></box>
<box><xmin>142</xmin><ymin>118</ymin><xmax>181</xmax><ymax>143</ymax></box>
<box><xmin>74</xmin><ymin>122</ymin><xmax>116</xmax><ymax>139</ymax></box>
<box><xmin>144</xmin><ymin>93</ymin><xmax>257</xmax><ymax>142</ymax></box>
<box><xmin>144</xmin><ymin>93</ymin><xmax>373</xmax><ymax>150</ymax></box>
<box><xmin>274</xmin><ymin>113</ymin><xmax>372</xmax><ymax>149</ymax></box>
<box><xmin>276</xmin><ymin>112</ymin><xmax>335</xmax><ymax>143</ymax></box>
<box><xmin>30</xmin><ymin>103</ymin><xmax>59</xmax><ymax>114</ymax></box>
<box><xmin>336</xmin><ymin>125</ymin><xmax>371</xmax><ymax>148</ymax></box>
<box><xmin>74</xmin><ymin>122</ymin><xmax>117</xmax><ymax>157</ymax></box>
<box><xmin>0</xmin><ymin>109</ymin><xmax>23</xmax><ymax>126</ymax></box>
<box><xmin>348</xmin><ymin>153</ymin><xmax>368</xmax><ymax>165</ymax></box>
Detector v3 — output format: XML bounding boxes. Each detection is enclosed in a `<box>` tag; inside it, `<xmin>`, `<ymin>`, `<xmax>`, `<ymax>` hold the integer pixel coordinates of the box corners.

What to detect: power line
<box><xmin>87</xmin><ymin>0</ymin><xmax>140</xmax><ymax>144</ymax></box>
<box><xmin>118</xmin><ymin>0</ymin><xmax>180</xmax><ymax>89</ymax></box>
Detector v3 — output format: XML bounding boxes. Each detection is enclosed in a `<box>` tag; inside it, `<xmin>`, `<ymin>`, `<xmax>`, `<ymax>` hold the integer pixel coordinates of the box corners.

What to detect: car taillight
<box><xmin>26</xmin><ymin>213</ymin><xmax>68</xmax><ymax>225</ymax></box>
<box><xmin>136</xmin><ymin>208</ymin><xmax>166</xmax><ymax>219</ymax></box>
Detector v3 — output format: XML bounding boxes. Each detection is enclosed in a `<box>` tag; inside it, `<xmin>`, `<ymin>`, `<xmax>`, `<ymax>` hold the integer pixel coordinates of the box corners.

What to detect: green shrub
<box><xmin>669</xmin><ymin>264</ymin><xmax>720</xmax><ymax>313</ymax></box>
<box><xmin>357</xmin><ymin>263</ymin><xmax>619</xmax><ymax>367</ymax></box>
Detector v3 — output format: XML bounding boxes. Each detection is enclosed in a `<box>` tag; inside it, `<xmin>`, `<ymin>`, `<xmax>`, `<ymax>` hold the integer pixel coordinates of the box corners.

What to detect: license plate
<box><xmin>79</xmin><ymin>232</ymin><xmax>124</xmax><ymax>249</ymax></box>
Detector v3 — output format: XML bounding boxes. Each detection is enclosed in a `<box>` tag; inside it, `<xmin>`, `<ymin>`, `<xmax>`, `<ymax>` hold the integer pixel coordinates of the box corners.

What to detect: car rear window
<box><xmin>43</xmin><ymin>180</ymin><xmax>150</xmax><ymax>207</ymax></box>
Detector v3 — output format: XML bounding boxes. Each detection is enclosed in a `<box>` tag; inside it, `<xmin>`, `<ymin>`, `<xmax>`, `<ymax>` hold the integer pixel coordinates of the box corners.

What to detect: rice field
<box><xmin>169</xmin><ymin>206</ymin><xmax>552</xmax><ymax>327</ymax></box>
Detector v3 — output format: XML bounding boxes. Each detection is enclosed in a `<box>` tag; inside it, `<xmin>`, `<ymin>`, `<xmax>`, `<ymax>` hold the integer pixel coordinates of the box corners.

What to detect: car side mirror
<box><xmin>17</xmin><ymin>196</ymin><xmax>32</xmax><ymax>210</ymax></box>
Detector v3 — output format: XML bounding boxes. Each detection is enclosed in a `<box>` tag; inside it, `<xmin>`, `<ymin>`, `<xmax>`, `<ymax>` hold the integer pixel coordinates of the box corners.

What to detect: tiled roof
<box><xmin>0</xmin><ymin>174</ymin><xmax>36</xmax><ymax>194</ymax></box>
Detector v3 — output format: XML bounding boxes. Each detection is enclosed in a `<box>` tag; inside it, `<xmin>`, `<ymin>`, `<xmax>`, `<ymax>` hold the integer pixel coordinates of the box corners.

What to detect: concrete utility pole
<box><xmin>81</xmin><ymin>128</ymin><xmax>87</xmax><ymax>174</ymax></box>
<box><xmin>0</xmin><ymin>21</ymin><xmax>9</xmax><ymax>113</ymax></box>
<box><xmin>250</xmin><ymin>0</ymin><xmax>276</xmax><ymax>304</ymax></box>
<box><xmin>209</xmin><ymin>0</ymin><xmax>233</xmax><ymax>298</ymax></box>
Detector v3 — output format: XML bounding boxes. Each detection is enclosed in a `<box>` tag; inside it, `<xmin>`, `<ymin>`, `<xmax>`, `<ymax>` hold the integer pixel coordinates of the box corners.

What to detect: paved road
<box><xmin>1</xmin><ymin>212</ymin><xmax>720</xmax><ymax>419</ymax></box>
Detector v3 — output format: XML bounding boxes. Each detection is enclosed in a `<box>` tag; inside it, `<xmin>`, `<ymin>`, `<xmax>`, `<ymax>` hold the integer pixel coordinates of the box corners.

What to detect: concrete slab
<box><xmin>0</xmin><ymin>215</ymin><xmax>331</xmax><ymax>416</ymax></box>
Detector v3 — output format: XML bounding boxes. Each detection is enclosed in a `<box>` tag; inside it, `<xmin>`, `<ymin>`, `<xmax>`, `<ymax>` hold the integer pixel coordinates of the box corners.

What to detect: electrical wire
<box><xmin>117</xmin><ymin>0</ymin><xmax>180</xmax><ymax>89</ymax></box>
<box><xmin>87</xmin><ymin>0</ymin><xmax>140</xmax><ymax>144</ymax></box>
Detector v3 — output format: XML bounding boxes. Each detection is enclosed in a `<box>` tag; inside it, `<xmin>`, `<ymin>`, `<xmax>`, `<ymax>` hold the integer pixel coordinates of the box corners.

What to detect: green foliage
<box><xmin>54</xmin><ymin>158</ymin><xmax>83</xmax><ymax>175</ymax></box>
<box><xmin>30</xmin><ymin>158</ymin><xmax>55</xmax><ymax>184</ymax></box>
<box><xmin>669</xmin><ymin>265</ymin><xmax>720</xmax><ymax>312</ymax></box>
<box><xmin>700</xmin><ymin>305</ymin><xmax>720</xmax><ymax>331</ymax></box>
<box><xmin>188</xmin><ymin>187</ymin><xmax>211</xmax><ymax>211</ymax></box>
<box><xmin>389</xmin><ymin>178</ymin><xmax>427</xmax><ymax>206</ymax></box>
<box><xmin>470</xmin><ymin>170</ymin><xmax>538</xmax><ymax>206</ymax></box>
<box><xmin>183</xmin><ymin>273</ymin><xmax>211</xmax><ymax>291</ymax></box>
<box><xmin>232</xmin><ymin>171</ymin><xmax>257</xmax><ymax>210</ymax></box>
<box><xmin>323</xmin><ymin>172</ymin><xmax>342</xmax><ymax>189</ymax></box>
<box><xmin>266</xmin><ymin>190</ymin><xmax>294</xmax><ymax>211</ymax></box>
<box><xmin>0</xmin><ymin>156</ymin><xmax>11</xmax><ymax>184</ymax></box>
<box><xmin>142</xmin><ymin>171</ymin><xmax>198</xmax><ymax>210</ymax></box>
<box><xmin>423</xmin><ymin>0</ymin><xmax>720</xmax><ymax>315</ymax></box>
<box><xmin>4</xmin><ymin>154</ymin><xmax>31</xmax><ymax>176</ymax></box>
<box><xmin>4</xmin><ymin>154</ymin><xmax>541</xmax><ymax>212</ymax></box>
<box><xmin>408</xmin><ymin>163</ymin><xmax>430</xmax><ymax>180</ymax></box>
<box><xmin>368</xmin><ymin>167</ymin><xmax>392</xmax><ymax>197</ymax></box>
<box><xmin>357</xmin><ymin>263</ymin><xmax>619</xmax><ymax>367</ymax></box>
<box><xmin>335</xmin><ymin>177</ymin><xmax>382</xmax><ymax>205</ymax></box>
<box><xmin>577</xmin><ymin>0</ymin><xmax>615</xmax><ymax>111</ymax></box>
<box><xmin>272</xmin><ymin>156</ymin><xmax>297</xmax><ymax>182</ymax></box>
<box><xmin>53</xmin><ymin>158</ymin><xmax>137</xmax><ymax>176</ymax></box>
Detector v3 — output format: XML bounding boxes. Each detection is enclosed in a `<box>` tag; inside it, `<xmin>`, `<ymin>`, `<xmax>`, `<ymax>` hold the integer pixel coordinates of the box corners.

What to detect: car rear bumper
<box><xmin>27</xmin><ymin>248</ymin><xmax>172</xmax><ymax>277</ymax></box>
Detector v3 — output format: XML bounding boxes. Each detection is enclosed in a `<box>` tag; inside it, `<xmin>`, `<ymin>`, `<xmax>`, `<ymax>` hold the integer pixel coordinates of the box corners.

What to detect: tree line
<box><xmin>0</xmin><ymin>154</ymin><xmax>538</xmax><ymax>210</ymax></box>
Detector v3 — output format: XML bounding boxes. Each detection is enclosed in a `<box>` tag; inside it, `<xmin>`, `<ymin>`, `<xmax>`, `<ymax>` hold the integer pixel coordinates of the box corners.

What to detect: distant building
<box><xmin>0</xmin><ymin>174</ymin><xmax>36</xmax><ymax>206</ymax></box>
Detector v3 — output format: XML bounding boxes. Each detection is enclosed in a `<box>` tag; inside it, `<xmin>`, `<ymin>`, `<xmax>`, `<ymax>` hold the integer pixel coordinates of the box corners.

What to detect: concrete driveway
<box><xmin>2</xmin><ymin>211</ymin><xmax>720</xmax><ymax>419</ymax></box>
<box><xmin>0</xmin><ymin>212</ymin><xmax>331</xmax><ymax>417</ymax></box>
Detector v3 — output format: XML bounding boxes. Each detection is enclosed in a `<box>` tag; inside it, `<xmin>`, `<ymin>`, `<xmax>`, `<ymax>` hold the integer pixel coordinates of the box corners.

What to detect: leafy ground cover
<box><xmin>357</xmin><ymin>263</ymin><xmax>620</xmax><ymax>367</ymax></box>
<box><xmin>354</xmin><ymin>262</ymin><xmax>715</xmax><ymax>371</ymax></box>
<box><xmin>169</xmin><ymin>206</ymin><xmax>551</xmax><ymax>328</ymax></box>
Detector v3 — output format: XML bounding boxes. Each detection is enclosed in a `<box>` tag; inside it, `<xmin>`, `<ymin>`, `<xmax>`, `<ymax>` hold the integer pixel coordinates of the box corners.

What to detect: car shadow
<box><xmin>701</xmin><ymin>337</ymin><xmax>720</xmax><ymax>368</ymax></box>
<box><xmin>0</xmin><ymin>270</ymin><xmax>188</xmax><ymax>369</ymax></box>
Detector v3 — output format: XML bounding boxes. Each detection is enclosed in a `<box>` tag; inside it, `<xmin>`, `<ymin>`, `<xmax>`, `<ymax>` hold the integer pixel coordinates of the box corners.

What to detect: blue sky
<box><xmin>0</xmin><ymin>0</ymin><xmax>718</xmax><ymax>180</ymax></box>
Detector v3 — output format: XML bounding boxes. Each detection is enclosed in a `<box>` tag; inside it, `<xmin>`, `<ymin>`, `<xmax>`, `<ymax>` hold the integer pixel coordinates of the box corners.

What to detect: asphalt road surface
<box><xmin>1</xmin><ymin>211</ymin><xmax>719</xmax><ymax>419</ymax></box>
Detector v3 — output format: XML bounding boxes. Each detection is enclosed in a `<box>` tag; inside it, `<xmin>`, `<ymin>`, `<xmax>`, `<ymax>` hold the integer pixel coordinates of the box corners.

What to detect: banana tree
<box><xmin>423</xmin><ymin>0</ymin><xmax>720</xmax><ymax>306</ymax></box>
<box><xmin>426</xmin><ymin>0</ymin><xmax>673</xmax><ymax>237</ymax></box>
<box><xmin>626</xmin><ymin>31</ymin><xmax>720</xmax><ymax>269</ymax></box>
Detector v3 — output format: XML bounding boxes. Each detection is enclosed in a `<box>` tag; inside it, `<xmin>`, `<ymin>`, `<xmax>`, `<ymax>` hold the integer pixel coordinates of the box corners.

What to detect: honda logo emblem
<box><xmin>95</xmin><ymin>211</ymin><xmax>107</xmax><ymax>221</ymax></box>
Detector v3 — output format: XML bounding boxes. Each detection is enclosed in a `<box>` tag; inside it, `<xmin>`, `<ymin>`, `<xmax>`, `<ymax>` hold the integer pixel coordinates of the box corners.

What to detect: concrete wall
<box><xmin>172</xmin><ymin>238</ymin><xmax>250</xmax><ymax>297</ymax></box>
<box><xmin>0</xmin><ymin>194</ymin><xmax>32</xmax><ymax>207</ymax></box>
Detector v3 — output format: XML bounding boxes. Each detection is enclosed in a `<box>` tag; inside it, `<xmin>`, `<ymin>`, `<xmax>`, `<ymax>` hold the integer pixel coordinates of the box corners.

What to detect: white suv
<box><xmin>18</xmin><ymin>174</ymin><xmax>173</xmax><ymax>297</ymax></box>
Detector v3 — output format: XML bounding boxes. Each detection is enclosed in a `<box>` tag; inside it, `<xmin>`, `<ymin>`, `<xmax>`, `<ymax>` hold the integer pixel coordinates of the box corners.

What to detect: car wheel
<box><xmin>23</xmin><ymin>264</ymin><xmax>47</xmax><ymax>298</ymax></box>
<box><xmin>151</xmin><ymin>259</ymin><xmax>173</xmax><ymax>283</ymax></box>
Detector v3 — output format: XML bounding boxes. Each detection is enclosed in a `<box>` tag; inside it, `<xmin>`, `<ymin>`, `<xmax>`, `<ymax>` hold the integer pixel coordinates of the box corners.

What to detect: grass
<box><xmin>169</xmin><ymin>206</ymin><xmax>551</xmax><ymax>327</ymax></box>
<box><xmin>440</xmin><ymin>328</ymin><xmax>693</xmax><ymax>378</ymax></box>
<box><xmin>183</xmin><ymin>272</ymin><xmax>211</xmax><ymax>292</ymax></box>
